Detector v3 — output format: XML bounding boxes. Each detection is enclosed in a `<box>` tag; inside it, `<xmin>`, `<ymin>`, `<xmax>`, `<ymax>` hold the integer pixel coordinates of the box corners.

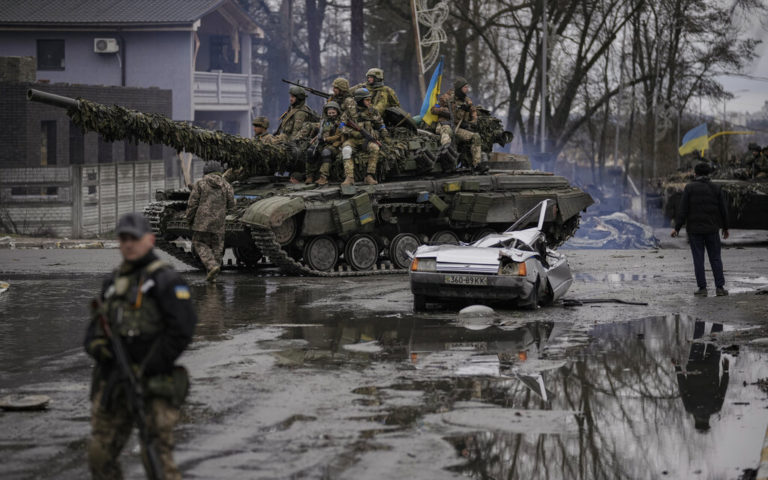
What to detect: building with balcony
<box><xmin>0</xmin><ymin>0</ymin><xmax>264</xmax><ymax>138</ymax></box>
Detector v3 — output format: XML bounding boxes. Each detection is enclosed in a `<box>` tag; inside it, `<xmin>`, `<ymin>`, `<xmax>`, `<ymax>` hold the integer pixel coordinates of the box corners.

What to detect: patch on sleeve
<box><xmin>174</xmin><ymin>285</ymin><xmax>191</xmax><ymax>300</ymax></box>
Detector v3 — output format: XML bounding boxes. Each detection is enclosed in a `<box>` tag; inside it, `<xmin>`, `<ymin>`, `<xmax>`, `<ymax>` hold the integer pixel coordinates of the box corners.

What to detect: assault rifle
<box><xmin>93</xmin><ymin>301</ymin><xmax>164</xmax><ymax>480</ymax></box>
<box><xmin>343</xmin><ymin>118</ymin><xmax>383</xmax><ymax>148</ymax></box>
<box><xmin>281</xmin><ymin>79</ymin><xmax>331</xmax><ymax>99</ymax></box>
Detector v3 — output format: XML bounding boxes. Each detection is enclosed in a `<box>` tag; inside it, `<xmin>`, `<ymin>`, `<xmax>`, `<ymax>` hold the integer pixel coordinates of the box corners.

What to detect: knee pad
<box><xmin>342</xmin><ymin>145</ymin><xmax>353</xmax><ymax>159</ymax></box>
<box><xmin>321</xmin><ymin>148</ymin><xmax>333</xmax><ymax>163</ymax></box>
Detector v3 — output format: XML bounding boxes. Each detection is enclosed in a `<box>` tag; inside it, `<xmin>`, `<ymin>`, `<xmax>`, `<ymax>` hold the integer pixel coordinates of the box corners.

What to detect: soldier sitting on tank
<box><xmin>340</xmin><ymin>88</ymin><xmax>389</xmax><ymax>186</ymax></box>
<box><xmin>328</xmin><ymin>77</ymin><xmax>357</xmax><ymax>116</ymax></box>
<box><xmin>275</xmin><ymin>86</ymin><xmax>316</xmax><ymax>142</ymax></box>
<box><xmin>252</xmin><ymin>116</ymin><xmax>274</xmax><ymax>143</ymax></box>
<box><xmin>306</xmin><ymin>102</ymin><xmax>344</xmax><ymax>186</ymax></box>
<box><xmin>360</xmin><ymin>68</ymin><xmax>400</xmax><ymax>116</ymax></box>
<box><xmin>431</xmin><ymin>77</ymin><xmax>485</xmax><ymax>172</ymax></box>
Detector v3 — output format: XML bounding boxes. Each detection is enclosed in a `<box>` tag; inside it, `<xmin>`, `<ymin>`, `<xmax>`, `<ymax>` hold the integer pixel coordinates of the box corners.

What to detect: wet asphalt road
<box><xmin>1</xmin><ymin>246</ymin><xmax>767</xmax><ymax>479</ymax></box>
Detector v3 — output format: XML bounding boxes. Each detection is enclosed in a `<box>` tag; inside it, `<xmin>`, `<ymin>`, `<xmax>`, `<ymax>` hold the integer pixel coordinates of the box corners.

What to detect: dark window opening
<box><xmin>98</xmin><ymin>136</ymin><xmax>113</xmax><ymax>163</ymax></box>
<box><xmin>209</xmin><ymin>35</ymin><xmax>238</xmax><ymax>73</ymax></box>
<box><xmin>41</xmin><ymin>120</ymin><xmax>56</xmax><ymax>166</ymax></box>
<box><xmin>124</xmin><ymin>140</ymin><xmax>138</xmax><ymax>162</ymax></box>
<box><xmin>69</xmin><ymin>121</ymin><xmax>84</xmax><ymax>165</ymax></box>
<box><xmin>88</xmin><ymin>185</ymin><xmax>97</xmax><ymax>195</ymax></box>
<box><xmin>150</xmin><ymin>143</ymin><xmax>163</xmax><ymax>160</ymax></box>
<box><xmin>11</xmin><ymin>186</ymin><xmax>58</xmax><ymax>196</ymax></box>
<box><xmin>223</xmin><ymin>120</ymin><xmax>240</xmax><ymax>135</ymax></box>
<box><xmin>37</xmin><ymin>39</ymin><xmax>65</xmax><ymax>70</ymax></box>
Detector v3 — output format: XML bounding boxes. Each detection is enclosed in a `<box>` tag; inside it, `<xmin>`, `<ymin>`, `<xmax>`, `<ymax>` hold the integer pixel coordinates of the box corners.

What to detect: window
<box><xmin>41</xmin><ymin>121</ymin><xmax>56</xmax><ymax>166</ymax></box>
<box><xmin>69</xmin><ymin>121</ymin><xmax>84</xmax><ymax>165</ymax></box>
<box><xmin>124</xmin><ymin>140</ymin><xmax>138</xmax><ymax>162</ymax></box>
<box><xmin>209</xmin><ymin>35</ymin><xmax>238</xmax><ymax>73</ymax></box>
<box><xmin>37</xmin><ymin>39</ymin><xmax>65</xmax><ymax>70</ymax></box>
<box><xmin>98</xmin><ymin>135</ymin><xmax>113</xmax><ymax>163</ymax></box>
<box><xmin>150</xmin><ymin>143</ymin><xmax>163</xmax><ymax>160</ymax></box>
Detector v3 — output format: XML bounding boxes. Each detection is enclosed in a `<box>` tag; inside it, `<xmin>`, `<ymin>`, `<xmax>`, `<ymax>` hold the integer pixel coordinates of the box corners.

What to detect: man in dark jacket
<box><xmin>186</xmin><ymin>161</ymin><xmax>236</xmax><ymax>281</ymax></box>
<box><xmin>85</xmin><ymin>212</ymin><xmax>198</xmax><ymax>479</ymax></box>
<box><xmin>672</xmin><ymin>162</ymin><xmax>730</xmax><ymax>296</ymax></box>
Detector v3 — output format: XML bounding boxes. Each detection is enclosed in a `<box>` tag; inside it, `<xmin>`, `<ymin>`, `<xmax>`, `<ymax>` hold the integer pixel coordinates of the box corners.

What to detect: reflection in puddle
<box><xmin>271</xmin><ymin>314</ymin><xmax>767</xmax><ymax>479</ymax></box>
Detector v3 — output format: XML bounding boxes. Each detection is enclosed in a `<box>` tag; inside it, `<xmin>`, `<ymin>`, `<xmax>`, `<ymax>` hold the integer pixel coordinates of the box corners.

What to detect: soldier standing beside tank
<box><xmin>275</xmin><ymin>86</ymin><xmax>315</xmax><ymax>141</ymax></box>
<box><xmin>85</xmin><ymin>212</ymin><xmax>198</xmax><ymax>480</ymax></box>
<box><xmin>362</xmin><ymin>68</ymin><xmax>400</xmax><ymax>116</ymax></box>
<box><xmin>306</xmin><ymin>101</ymin><xmax>343</xmax><ymax>186</ymax></box>
<box><xmin>328</xmin><ymin>77</ymin><xmax>357</xmax><ymax>116</ymax></box>
<box><xmin>340</xmin><ymin>88</ymin><xmax>389</xmax><ymax>186</ymax></box>
<box><xmin>186</xmin><ymin>161</ymin><xmax>235</xmax><ymax>282</ymax></box>
<box><xmin>431</xmin><ymin>77</ymin><xmax>484</xmax><ymax>171</ymax></box>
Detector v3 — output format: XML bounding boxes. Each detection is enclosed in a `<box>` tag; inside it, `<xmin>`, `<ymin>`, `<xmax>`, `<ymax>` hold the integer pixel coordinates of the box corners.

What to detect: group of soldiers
<box><xmin>249</xmin><ymin>67</ymin><xmax>486</xmax><ymax>185</ymax></box>
<box><xmin>742</xmin><ymin>143</ymin><xmax>768</xmax><ymax>178</ymax></box>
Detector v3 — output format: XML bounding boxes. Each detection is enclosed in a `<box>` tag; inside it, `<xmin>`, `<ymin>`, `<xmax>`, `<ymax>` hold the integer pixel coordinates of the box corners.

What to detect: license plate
<box><xmin>444</xmin><ymin>274</ymin><xmax>489</xmax><ymax>286</ymax></box>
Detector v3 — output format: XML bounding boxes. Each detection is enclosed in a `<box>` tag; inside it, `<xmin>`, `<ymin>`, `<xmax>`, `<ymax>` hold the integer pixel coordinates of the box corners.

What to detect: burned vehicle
<box><xmin>27</xmin><ymin>89</ymin><xmax>593</xmax><ymax>277</ymax></box>
<box><xmin>409</xmin><ymin>200</ymin><xmax>573</xmax><ymax>310</ymax></box>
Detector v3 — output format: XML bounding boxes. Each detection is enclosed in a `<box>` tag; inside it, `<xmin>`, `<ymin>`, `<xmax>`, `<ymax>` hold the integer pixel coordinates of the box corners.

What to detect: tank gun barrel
<box><xmin>27</xmin><ymin>88</ymin><xmax>80</xmax><ymax>110</ymax></box>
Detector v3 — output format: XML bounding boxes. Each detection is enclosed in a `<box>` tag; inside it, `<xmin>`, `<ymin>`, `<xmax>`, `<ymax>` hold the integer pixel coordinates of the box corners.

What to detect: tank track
<box><xmin>249</xmin><ymin>227</ymin><xmax>405</xmax><ymax>277</ymax></box>
<box><xmin>144</xmin><ymin>201</ymin><xmax>205</xmax><ymax>270</ymax></box>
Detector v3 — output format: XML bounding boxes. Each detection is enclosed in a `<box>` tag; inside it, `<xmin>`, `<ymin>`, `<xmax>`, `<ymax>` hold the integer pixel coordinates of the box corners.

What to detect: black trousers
<box><xmin>688</xmin><ymin>232</ymin><xmax>725</xmax><ymax>289</ymax></box>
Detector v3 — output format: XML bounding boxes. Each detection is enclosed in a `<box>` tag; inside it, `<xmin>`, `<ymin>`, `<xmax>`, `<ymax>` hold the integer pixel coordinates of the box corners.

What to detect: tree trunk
<box><xmin>305</xmin><ymin>0</ymin><xmax>327</xmax><ymax>111</ymax></box>
<box><xmin>350</xmin><ymin>0</ymin><xmax>364</xmax><ymax>83</ymax></box>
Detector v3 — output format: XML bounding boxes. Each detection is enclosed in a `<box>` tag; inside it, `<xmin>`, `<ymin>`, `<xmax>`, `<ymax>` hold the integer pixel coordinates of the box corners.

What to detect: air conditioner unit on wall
<box><xmin>94</xmin><ymin>38</ymin><xmax>119</xmax><ymax>53</ymax></box>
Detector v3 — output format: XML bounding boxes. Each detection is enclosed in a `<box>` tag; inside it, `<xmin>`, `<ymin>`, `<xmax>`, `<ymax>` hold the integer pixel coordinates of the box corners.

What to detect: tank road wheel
<box><xmin>389</xmin><ymin>233</ymin><xmax>421</xmax><ymax>270</ymax></box>
<box><xmin>472</xmin><ymin>229</ymin><xmax>496</xmax><ymax>242</ymax></box>
<box><xmin>303</xmin><ymin>235</ymin><xmax>339</xmax><ymax>272</ymax></box>
<box><xmin>430</xmin><ymin>230</ymin><xmax>460</xmax><ymax>245</ymax></box>
<box><xmin>344</xmin><ymin>234</ymin><xmax>379</xmax><ymax>271</ymax></box>
<box><xmin>273</xmin><ymin>216</ymin><xmax>298</xmax><ymax>246</ymax></box>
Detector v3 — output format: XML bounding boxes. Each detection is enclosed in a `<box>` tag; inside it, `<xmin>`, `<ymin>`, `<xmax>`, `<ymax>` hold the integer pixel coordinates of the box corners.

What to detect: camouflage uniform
<box><xmin>186</xmin><ymin>164</ymin><xmax>235</xmax><ymax>279</ymax></box>
<box><xmin>306</xmin><ymin>102</ymin><xmax>344</xmax><ymax>185</ymax></box>
<box><xmin>363</xmin><ymin>68</ymin><xmax>400</xmax><ymax>116</ymax></box>
<box><xmin>85</xmin><ymin>213</ymin><xmax>198</xmax><ymax>480</ymax></box>
<box><xmin>275</xmin><ymin>87</ymin><xmax>316</xmax><ymax>142</ymax></box>
<box><xmin>340</xmin><ymin>89</ymin><xmax>389</xmax><ymax>185</ymax></box>
<box><xmin>431</xmin><ymin>77</ymin><xmax>483</xmax><ymax>167</ymax></box>
<box><xmin>328</xmin><ymin>77</ymin><xmax>357</xmax><ymax>116</ymax></box>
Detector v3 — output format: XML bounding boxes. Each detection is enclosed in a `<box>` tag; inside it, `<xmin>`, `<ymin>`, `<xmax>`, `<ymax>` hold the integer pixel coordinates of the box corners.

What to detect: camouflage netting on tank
<box><xmin>723</xmin><ymin>182</ymin><xmax>768</xmax><ymax>213</ymax></box>
<box><xmin>68</xmin><ymin>99</ymin><xmax>284</xmax><ymax>173</ymax></box>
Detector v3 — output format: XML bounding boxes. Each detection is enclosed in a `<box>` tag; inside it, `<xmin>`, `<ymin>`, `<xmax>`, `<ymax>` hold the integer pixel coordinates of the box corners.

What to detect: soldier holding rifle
<box><xmin>85</xmin><ymin>212</ymin><xmax>198</xmax><ymax>479</ymax></box>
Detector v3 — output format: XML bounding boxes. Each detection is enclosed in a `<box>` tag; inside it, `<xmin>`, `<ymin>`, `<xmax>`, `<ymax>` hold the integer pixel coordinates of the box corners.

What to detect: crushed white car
<box><xmin>409</xmin><ymin>200</ymin><xmax>573</xmax><ymax>311</ymax></box>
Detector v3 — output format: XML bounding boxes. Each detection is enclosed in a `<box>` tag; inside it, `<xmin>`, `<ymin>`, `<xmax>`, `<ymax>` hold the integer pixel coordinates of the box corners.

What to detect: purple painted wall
<box><xmin>0</xmin><ymin>30</ymin><xmax>194</xmax><ymax>121</ymax></box>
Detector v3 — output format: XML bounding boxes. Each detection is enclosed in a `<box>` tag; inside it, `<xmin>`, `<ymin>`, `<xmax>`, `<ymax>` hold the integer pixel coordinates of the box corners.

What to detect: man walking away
<box><xmin>85</xmin><ymin>212</ymin><xmax>198</xmax><ymax>479</ymax></box>
<box><xmin>672</xmin><ymin>162</ymin><xmax>730</xmax><ymax>296</ymax></box>
<box><xmin>186</xmin><ymin>161</ymin><xmax>235</xmax><ymax>281</ymax></box>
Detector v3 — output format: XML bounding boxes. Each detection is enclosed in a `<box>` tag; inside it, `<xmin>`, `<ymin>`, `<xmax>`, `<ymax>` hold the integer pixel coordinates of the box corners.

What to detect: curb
<box><xmin>758</xmin><ymin>423</ymin><xmax>768</xmax><ymax>480</ymax></box>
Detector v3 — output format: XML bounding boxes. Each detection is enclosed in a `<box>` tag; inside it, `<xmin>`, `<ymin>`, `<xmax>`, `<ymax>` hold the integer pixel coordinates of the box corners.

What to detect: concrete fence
<box><xmin>0</xmin><ymin>160</ymin><xmax>201</xmax><ymax>238</ymax></box>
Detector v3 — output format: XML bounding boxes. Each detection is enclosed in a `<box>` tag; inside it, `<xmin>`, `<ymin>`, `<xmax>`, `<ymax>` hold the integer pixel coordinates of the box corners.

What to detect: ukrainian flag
<box><xmin>418</xmin><ymin>56</ymin><xmax>444</xmax><ymax>125</ymax></box>
<box><xmin>678</xmin><ymin>123</ymin><xmax>709</xmax><ymax>156</ymax></box>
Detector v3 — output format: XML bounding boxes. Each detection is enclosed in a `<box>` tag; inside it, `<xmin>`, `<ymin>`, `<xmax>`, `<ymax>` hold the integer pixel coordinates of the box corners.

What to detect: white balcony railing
<box><xmin>193</xmin><ymin>71</ymin><xmax>263</xmax><ymax>111</ymax></box>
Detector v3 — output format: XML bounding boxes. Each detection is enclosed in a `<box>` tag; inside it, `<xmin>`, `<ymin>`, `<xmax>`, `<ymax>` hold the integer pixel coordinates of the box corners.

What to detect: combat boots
<box><xmin>342</xmin><ymin>159</ymin><xmax>355</xmax><ymax>185</ymax></box>
<box><xmin>342</xmin><ymin>176</ymin><xmax>354</xmax><ymax>186</ymax></box>
<box><xmin>364</xmin><ymin>174</ymin><xmax>378</xmax><ymax>185</ymax></box>
<box><xmin>305</xmin><ymin>175</ymin><xmax>314</xmax><ymax>184</ymax></box>
<box><xmin>206</xmin><ymin>266</ymin><xmax>221</xmax><ymax>282</ymax></box>
<box><xmin>316</xmin><ymin>175</ymin><xmax>328</xmax><ymax>186</ymax></box>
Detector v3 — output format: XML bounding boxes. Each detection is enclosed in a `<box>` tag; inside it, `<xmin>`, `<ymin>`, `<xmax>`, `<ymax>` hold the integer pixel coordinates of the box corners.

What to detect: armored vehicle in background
<box><xmin>28</xmin><ymin>88</ymin><xmax>593</xmax><ymax>276</ymax></box>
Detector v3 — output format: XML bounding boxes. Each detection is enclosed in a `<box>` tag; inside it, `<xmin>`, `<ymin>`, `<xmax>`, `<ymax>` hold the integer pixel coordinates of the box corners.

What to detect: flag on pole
<box><xmin>418</xmin><ymin>56</ymin><xmax>444</xmax><ymax>125</ymax></box>
<box><xmin>678</xmin><ymin>123</ymin><xmax>709</xmax><ymax>156</ymax></box>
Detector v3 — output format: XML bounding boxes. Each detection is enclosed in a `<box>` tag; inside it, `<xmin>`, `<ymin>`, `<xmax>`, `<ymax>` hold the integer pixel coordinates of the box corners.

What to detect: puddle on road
<box><xmin>273</xmin><ymin>314</ymin><xmax>768</xmax><ymax>480</ymax></box>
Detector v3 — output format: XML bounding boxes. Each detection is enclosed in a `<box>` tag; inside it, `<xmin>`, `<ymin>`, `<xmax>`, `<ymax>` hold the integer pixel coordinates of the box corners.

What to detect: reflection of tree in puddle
<box><xmin>444</xmin><ymin>315</ymin><xmax>746</xmax><ymax>480</ymax></box>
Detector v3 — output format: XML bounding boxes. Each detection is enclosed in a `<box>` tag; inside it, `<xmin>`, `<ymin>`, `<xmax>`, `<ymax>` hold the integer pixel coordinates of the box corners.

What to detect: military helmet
<box><xmin>366</xmin><ymin>68</ymin><xmax>384</xmax><ymax>82</ymax></box>
<box><xmin>203</xmin><ymin>161</ymin><xmax>223</xmax><ymax>174</ymax></box>
<box><xmin>354</xmin><ymin>88</ymin><xmax>372</xmax><ymax>103</ymax></box>
<box><xmin>252</xmin><ymin>116</ymin><xmax>269</xmax><ymax>129</ymax></box>
<box><xmin>289</xmin><ymin>85</ymin><xmax>307</xmax><ymax>99</ymax></box>
<box><xmin>748</xmin><ymin>142</ymin><xmax>761</xmax><ymax>151</ymax></box>
<box><xmin>332</xmin><ymin>77</ymin><xmax>350</xmax><ymax>92</ymax></box>
<box><xmin>454</xmin><ymin>76</ymin><xmax>469</xmax><ymax>92</ymax></box>
<box><xmin>324</xmin><ymin>101</ymin><xmax>341</xmax><ymax>114</ymax></box>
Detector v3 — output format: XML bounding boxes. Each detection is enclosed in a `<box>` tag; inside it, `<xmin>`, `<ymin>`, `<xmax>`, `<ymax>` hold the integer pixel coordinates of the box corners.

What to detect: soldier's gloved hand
<box><xmin>88</xmin><ymin>338</ymin><xmax>113</xmax><ymax>363</ymax></box>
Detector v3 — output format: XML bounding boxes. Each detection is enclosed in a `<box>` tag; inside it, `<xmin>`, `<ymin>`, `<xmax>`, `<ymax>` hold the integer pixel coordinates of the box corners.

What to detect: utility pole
<box><xmin>540</xmin><ymin>0</ymin><xmax>547</xmax><ymax>154</ymax></box>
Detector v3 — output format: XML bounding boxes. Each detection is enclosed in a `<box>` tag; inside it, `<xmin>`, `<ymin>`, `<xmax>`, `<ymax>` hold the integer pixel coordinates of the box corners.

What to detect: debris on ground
<box><xmin>0</xmin><ymin>394</ymin><xmax>51</xmax><ymax>411</ymax></box>
<box><xmin>565</xmin><ymin>212</ymin><xmax>660</xmax><ymax>249</ymax></box>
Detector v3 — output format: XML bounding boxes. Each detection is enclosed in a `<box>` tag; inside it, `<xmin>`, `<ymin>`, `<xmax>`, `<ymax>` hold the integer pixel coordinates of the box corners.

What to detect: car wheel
<box><xmin>413</xmin><ymin>294</ymin><xmax>427</xmax><ymax>311</ymax></box>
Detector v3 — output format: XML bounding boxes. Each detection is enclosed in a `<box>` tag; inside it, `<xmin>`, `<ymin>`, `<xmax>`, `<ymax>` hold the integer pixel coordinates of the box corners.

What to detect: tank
<box><xmin>28</xmin><ymin>88</ymin><xmax>594</xmax><ymax>276</ymax></box>
<box><xmin>657</xmin><ymin>160</ymin><xmax>768</xmax><ymax>230</ymax></box>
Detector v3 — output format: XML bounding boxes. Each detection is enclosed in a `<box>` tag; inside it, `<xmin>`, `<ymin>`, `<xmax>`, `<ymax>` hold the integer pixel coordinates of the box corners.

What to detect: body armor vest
<box><xmin>102</xmin><ymin>259</ymin><xmax>167</xmax><ymax>340</ymax></box>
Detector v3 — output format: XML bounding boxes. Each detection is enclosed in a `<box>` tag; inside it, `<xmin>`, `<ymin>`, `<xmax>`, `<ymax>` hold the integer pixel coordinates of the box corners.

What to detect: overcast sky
<box><xmin>717</xmin><ymin>18</ymin><xmax>768</xmax><ymax>115</ymax></box>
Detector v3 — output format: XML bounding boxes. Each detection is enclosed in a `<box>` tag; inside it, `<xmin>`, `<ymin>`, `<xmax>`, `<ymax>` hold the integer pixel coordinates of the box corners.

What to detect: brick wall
<box><xmin>0</xmin><ymin>81</ymin><xmax>174</xmax><ymax>168</ymax></box>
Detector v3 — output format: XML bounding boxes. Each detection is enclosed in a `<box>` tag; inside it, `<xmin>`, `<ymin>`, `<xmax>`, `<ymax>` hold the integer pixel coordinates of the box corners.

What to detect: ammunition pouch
<box><xmin>145</xmin><ymin>365</ymin><xmax>190</xmax><ymax>407</ymax></box>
